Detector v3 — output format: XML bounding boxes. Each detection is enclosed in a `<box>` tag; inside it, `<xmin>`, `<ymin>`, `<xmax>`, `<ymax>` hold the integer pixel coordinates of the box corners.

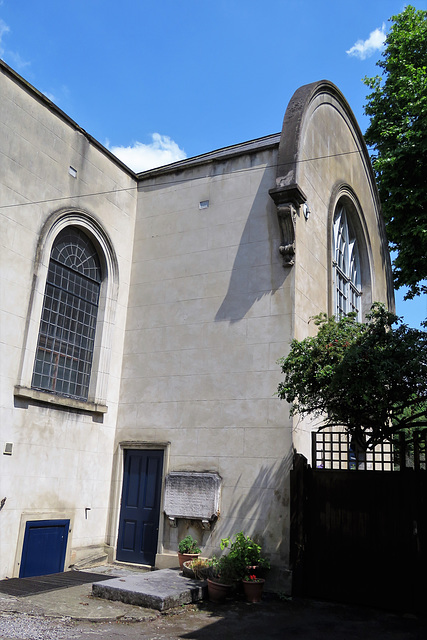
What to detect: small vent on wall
<box><xmin>69</xmin><ymin>166</ymin><xmax>77</xmax><ymax>178</ymax></box>
<box><xmin>3</xmin><ymin>442</ymin><xmax>13</xmax><ymax>456</ymax></box>
<box><xmin>199</xmin><ymin>200</ymin><xmax>209</xmax><ymax>210</ymax></box>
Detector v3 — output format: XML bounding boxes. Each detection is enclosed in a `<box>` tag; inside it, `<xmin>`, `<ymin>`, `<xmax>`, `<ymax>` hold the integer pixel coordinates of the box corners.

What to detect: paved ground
<box><xmin>0</xmin><ymin>565</ymin><xmax>426</xmax><ymax>639</ymax></box>
<box><xmin>1</xmin><ymin>590</ymin><xmax>427</xmax><ymax>640</ymax></box>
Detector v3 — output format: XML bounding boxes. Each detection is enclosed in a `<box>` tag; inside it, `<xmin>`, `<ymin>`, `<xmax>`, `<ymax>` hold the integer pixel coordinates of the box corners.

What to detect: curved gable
<box><xmin>271</xmin><ymin>80</ymin><xmax>394</xmax><ymax>327</ymax></box>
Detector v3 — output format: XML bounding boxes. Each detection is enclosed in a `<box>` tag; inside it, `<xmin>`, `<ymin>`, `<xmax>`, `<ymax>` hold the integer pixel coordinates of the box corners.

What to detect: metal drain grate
<box><xmin>0</xmin><ymin>570</ymin><xmax>108</xmax><ymax>597</ymax></box>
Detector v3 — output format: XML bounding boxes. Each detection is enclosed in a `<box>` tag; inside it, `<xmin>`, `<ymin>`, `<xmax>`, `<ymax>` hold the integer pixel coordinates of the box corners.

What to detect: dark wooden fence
<box><xmin>311</xmin><ymin>430</ymin><xmax>427</xmax><ymax>471</ymax></box>
<box><xmin>291</xmin><ymin>440</ymin><xmax>427</xmax><ymax>612</ymax></box>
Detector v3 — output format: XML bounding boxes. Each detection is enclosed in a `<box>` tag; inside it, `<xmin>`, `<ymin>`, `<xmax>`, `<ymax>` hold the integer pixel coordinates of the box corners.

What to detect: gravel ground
<box><xmin>1</xmin><ymin>599</ymin><xmax>427</xmax><ymax>640</ymax></box>
<box><xmin>0</xmin><ymin>612</ymin><xmax>76</xmax><ymax>640</ymax></box>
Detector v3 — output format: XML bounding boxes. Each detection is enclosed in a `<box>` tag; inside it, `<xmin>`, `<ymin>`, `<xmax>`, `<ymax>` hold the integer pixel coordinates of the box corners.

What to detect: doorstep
<box><xmin>92</xmin><ymin>568</ymin><xmax>207</xmax><ymax>611</ymax></box>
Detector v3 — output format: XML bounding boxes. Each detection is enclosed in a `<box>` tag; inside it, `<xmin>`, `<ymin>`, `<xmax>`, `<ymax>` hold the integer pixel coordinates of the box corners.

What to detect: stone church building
<box><xmin>0</xmin><ymin>60</ymin><xmax>393</xmax><ymax>589</ymax></box>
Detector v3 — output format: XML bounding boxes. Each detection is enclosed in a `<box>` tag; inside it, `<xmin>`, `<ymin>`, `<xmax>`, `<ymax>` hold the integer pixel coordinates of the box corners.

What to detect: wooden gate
<box><xmin>291</xmin><ymin>439</ymin><xmax>427</xmax><ymax>612</ymax></box>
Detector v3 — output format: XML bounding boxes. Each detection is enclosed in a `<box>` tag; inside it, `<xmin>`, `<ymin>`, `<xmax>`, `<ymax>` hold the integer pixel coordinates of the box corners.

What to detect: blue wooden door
<box><xmin>116</xmin><ymin>449</ymin><xmax>164</xmax><ymax>565</ymax></box>
<box><xmin>19</xmin><ymin>520</ymin><xmax>70</xmax><ymax>578</ymax></box>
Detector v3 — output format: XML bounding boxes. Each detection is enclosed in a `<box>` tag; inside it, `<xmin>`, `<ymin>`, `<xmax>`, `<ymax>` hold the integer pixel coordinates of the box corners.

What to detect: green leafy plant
<box><xmin>363</xmin><ymin>6</ymin><xmax>427</xmax><ymax>299</ymax></box>
<box><xmin>220</xmin><ymin>532</ymin><xmax>270</xmax><ymax>579</ymax></box>
<box><xmin>178</xmin><ymin>535</ymin><xmax>201</xmax><ymax>554</ymax></box>
<box><xmin>207</xmin><ymin>554</ymin><xmax>240</xmax><ymax>585</ymax></box>
<box><xmin>277</xmin><ymin>303</ymin><xmax>427</xmax><ymax>448</ymax></box>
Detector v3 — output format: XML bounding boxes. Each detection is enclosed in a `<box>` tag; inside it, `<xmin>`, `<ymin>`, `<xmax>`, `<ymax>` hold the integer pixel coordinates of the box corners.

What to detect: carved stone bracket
<box><xmin>277</xmin><ymin>202</ymin><xmax>296</xmax><ymax>266</ymax></box>
<box><xmin>269</xmin><ymin>183</ymin><xmax>307</xmax><ymax>268</ymax></box>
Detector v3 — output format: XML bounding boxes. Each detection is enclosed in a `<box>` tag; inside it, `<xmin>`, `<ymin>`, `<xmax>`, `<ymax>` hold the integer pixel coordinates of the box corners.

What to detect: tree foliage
<box><xmin>277</xmin><ymin>304</ymin><xmax>427</xmax><ymax>448</ymax></box>
<box><xmin>363</xmin><ymin>6</ymin><xmax>427</xmax><ymax>299</ymax></box>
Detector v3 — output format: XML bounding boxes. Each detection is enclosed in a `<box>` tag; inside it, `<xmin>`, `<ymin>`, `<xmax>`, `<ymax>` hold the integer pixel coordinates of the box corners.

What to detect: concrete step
<box><xmin>92</xmin><ymin>568</ymin><xmax>207</xmax><ymax>611</ymax></box>
<box><xmin>73</xmin><ymin>553</ymin><xmax>109</xmax><ymax>570</ymax></box>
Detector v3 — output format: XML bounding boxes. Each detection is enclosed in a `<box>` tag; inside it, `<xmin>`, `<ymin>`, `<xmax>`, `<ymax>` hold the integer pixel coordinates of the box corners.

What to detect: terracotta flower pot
<box><xmin>242</xmin><ymin>578</ymin><xmax>265</xmax><ymax>603</ymax></box>
<box><xmin>207</xmin><ymin>578</ymin><xmax>233</xmax><ymax>603</ymax></box>
<box><xmin>178</xmin><ymin>552</ymin><xmax>199</xmax><ymax>570</ymax></box>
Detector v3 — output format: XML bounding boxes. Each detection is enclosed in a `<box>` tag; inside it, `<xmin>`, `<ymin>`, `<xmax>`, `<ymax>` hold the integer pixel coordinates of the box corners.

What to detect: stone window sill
<box><xmin>14</xmin><ymin>386</ymin><xmax>108</xmax><ymax>415</ymax></box>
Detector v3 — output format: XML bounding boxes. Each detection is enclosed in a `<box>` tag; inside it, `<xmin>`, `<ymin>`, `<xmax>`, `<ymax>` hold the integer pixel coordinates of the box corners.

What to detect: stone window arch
<box><xmin>333</xmin><ymin>205</ymin><xmax>362</xmax><ymax>320</ymax></box>
<box><xmin>31</xmin><ymin>227</ymin><xmax>102</xmax><ymax>400</ymax></box>
<box><xmin>329</xmin><ymin>188</ymin><xmax>372</xmax><ymax>321</ymax></box>
<box><xmin>15</xmin><ymin>210</ymin><xmax>118</xmax><ymax>414</ymax></box>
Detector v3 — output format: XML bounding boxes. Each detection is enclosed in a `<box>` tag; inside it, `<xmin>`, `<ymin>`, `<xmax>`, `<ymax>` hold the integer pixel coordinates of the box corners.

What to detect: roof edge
<box><xmin>276</xmin><ymin>79</ymin><xmax>372</xmax><ymax>188</ymax></box>
<box><xmin>1</xmin><ymin>59</ymin><xmax>281</xmax><ymax>181</ymax></box>
<box><xmin>0</xmin><ymin>58</ymin><xmax>137</xmax><ymax>179</ymax></box>
<box><xmin>136</xmin><ymin>133</ymin><xmax>281</xmax><ymax>179</ymax></box>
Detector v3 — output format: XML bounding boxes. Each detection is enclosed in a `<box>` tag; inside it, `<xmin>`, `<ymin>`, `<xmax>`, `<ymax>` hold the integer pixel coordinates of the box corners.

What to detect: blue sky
<box><xmin>1</xmin><ymin>0</ymin><xmax>426</xmax><ymax>327</ymax></box>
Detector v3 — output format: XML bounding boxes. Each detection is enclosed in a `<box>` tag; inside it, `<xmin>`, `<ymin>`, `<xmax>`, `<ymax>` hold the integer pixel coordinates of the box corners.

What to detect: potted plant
<box><xmin>178</xmin><ymin>535</ymin><xmax>201</xmax><ymax>570</ymax></box>
<box><xmin>182</xmin><ymin>557</ymin><xmax>211</xmax><ymax>580</ymax></box>
<box><xmin>242</xmin><ymin>573</ymin><xmax>265</xmax><ymax>603</ymax></box>
<box><xmin>206</xmin><ymin>554</ymin><xmax>239</xmax><ymax>603</ymax></box>
<box><xmin>220</xmin><ymin>532</ymin><xmax>270</xmax><ymax>580</ymax></box>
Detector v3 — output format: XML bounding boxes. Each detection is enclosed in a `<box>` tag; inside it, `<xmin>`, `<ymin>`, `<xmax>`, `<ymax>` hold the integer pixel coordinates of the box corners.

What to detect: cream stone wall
<box><xmin>114</xmin><ymin>144</ymin><xmax>295</xmax><ymax>588</ymax></box>
<box><xmin>1</xmin><ymin>66</ymin><xmax>394</xmax><ymax>592</ymax></box>
<box><xmin>279</xmin><ymin>82</ymin><xmax>394</xmax><ymax>457</ymax></box>
<box><xmin>0</xmin><ymin>64</ymin><xmax>137</xmax><ymax>578</ymax></box>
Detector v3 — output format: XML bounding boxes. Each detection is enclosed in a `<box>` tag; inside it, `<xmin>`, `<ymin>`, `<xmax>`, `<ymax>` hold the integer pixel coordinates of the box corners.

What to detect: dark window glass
<box><xmin>333</xmin><ymin>206</ymin><xmax>361</xmax><ymax>320</ymax></box>
<box><xmin>32</xmin><ymin>227</ymin><xmax>102</xmax><ymax>400</ymax></box>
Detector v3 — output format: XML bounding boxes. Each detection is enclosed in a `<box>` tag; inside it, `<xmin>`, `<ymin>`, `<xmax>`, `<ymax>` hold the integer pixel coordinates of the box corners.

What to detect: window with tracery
<box><xmin>31</xmin><ymin>227</ymin><xmax>102</xmax><ymax>400</ymax></box>
<box><xmin>333</xmin><ymin>206</ymin><xmax>362</xmax><ymax>320</ymax></box>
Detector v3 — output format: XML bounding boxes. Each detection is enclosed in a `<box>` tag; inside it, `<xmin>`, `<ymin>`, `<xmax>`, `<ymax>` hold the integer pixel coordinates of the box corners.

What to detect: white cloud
<box><xmin>41</xmin><ymin>90</ymin><xmax>56</xmax><ymax>102</ymax></box>
<box><xmin>108</xmin><ymin>133</ymin><xmax>187</xmax><ymax>172</ymax></box>
<box><xmin>0</xmin><ymin>17</ymin><xmax>30</xmax><ymax>69</ymax></box>
<box><xmin>0</xmin><ymin>18</ymin><xmax>10</xmax><ymax>56</ymax></box>
<box><xmin>5</xmin><ymin>49</ymin><xmax>30</xmax><ymax>70</ymax></box>
<box><xmin>346</xmin><ymin>24</ymin><xmax>386</xmax><ymax>60</ymax></box>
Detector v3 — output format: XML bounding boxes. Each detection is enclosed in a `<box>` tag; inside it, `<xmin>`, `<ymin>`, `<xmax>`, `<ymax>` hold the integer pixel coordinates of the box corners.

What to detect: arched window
<box><xmin>31</xmin><ymin>227</ymin><xmax>102</xmax><ymax>400</ymax></box>
<box><xmin>333</xmin><ymin>206</ymin><xmax>362</xmax><ymax>320</ymax></box>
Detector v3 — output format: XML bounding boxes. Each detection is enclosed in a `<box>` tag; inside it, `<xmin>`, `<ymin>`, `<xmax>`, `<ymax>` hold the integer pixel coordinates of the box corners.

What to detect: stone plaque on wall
<box><xmin>163</xmin><ymin>471</ymin><xmax>221</xmax><ymax>522</ymax></box>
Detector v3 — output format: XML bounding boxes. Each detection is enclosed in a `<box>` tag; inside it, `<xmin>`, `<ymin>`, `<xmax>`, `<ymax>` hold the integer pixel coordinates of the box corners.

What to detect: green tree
<box><xmin>363</xmin><ymin>6</ymin><xmax>427</xmax><ymax>299</ymax></box>
<box><xmin>277</xmin><ymin>304</ymin><xmax>427</xmax><ymax>448</ymax></box>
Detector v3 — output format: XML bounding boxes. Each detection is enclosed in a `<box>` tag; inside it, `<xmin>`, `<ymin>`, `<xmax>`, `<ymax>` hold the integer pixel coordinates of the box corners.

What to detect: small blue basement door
<box><xmin>19</xmin><ymin>519</ymin><xmax>70</xmax><ymax>578</ymax></box>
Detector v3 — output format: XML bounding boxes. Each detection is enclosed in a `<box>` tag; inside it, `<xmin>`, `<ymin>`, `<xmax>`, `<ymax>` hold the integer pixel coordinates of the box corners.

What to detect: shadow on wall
<box><xmin>205</xmin><ymin>449</ymin><xmax>294</xmax><ymax>592</ymax></box>
<box><xmin>214</xmin><ymin>172</ymin><xmax>290</xmax><ymax>323</ymax></box>
<box><xmin>224</xmin><ymin>451</ymin><xmax>293</xmax><ymax>553</ymax></box>
<box><xmin>160</xmin><ymin>454</ymin><xmax>293</xmax><ymax>565</ymax></box>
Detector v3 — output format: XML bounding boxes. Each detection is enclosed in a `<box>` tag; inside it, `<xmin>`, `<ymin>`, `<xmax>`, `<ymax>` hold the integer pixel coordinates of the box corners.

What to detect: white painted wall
<box><xmin>0</xmin><ymin>65</ymin><xmax>137</xmax><ymax>577</ymax></box>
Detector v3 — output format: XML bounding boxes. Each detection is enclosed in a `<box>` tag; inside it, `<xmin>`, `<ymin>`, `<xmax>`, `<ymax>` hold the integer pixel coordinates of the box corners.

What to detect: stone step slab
<box><xmin>92</xmin><ymin>568</ymin><xmax>207</xmax><ymax>611</ymax></box>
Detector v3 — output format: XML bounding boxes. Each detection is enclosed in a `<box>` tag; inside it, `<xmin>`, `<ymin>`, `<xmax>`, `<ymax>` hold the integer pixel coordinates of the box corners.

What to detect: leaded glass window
<box><xmin>32</xmin><ymin>227</ymin><xmax>102</xmax><ymax>400</ymax></box>
<box><xmin>333</xmin><ymin>206</ymin><xmax>361</xmax><ymax>320</ymax></box>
